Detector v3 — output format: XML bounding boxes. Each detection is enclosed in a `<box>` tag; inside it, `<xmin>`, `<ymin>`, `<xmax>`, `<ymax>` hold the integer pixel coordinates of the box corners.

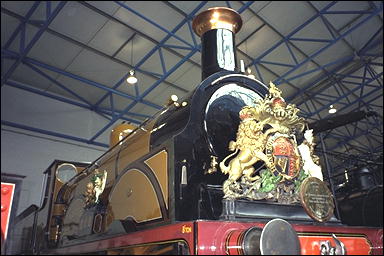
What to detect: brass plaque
<box><xmin>299</xmin><ymin>177</ymin><xmax>335</xmax><ymax>222</ymax></box>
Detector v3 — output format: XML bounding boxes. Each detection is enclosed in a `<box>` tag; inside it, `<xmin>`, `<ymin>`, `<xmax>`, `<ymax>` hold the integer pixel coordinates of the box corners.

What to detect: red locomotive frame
<box><xmin>44</xmin><ymin>220</ymin><xmax>382</xmax><ymax>255</ymax></box>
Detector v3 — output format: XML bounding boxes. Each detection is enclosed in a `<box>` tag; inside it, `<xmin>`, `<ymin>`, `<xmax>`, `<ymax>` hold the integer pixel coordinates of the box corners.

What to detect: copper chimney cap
<box><xmin>192</xmin><ymin>7</ymin><xmax>243</xmax><ymax>37</ymax></box>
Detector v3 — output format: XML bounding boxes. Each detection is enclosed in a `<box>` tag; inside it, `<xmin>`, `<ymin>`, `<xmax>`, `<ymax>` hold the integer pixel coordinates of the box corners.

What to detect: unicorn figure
<box><xmin>298</xmin><ymin>129</ymin><xmax>323</xmax><ymax>181</ymax></box>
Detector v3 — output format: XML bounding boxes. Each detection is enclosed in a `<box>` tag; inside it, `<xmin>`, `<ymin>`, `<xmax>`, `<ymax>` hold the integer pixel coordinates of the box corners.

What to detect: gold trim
<box><xmin>93</xmin><ymin>214</ymin><xmax>103</xmax><ymax>233</ymax></box>
<box><xmin>297</xmin><ymin>232</ymin><xmax>368</xmax><ymax>237</ymax></box>
<box><xmin>52</xmin><ymin>203</ymin><xmax>66</xmax><ymax>216</ymax></box>
<box><xmin>103</xmin><ymin>239</ymin><xmax>189</xmax><ymax>255</ymax></box>
<box><xmin>110</xmin><ymin>239</ymin><xmax>189</xmax><ymax>250</ymax></box>
<box><xmin>192</xmin><ymin>7</ymin><xmax>242</xmax><ymax>37</ymax></box>
<box><xmin>50</xmin><ymin>239</ymin><xmax>190</xmax><ymax>255</ymax></box>
<box><xmin>49</xmin><ymin>225</ymin><xmax>59</xmax><ymax>241</ymax></box>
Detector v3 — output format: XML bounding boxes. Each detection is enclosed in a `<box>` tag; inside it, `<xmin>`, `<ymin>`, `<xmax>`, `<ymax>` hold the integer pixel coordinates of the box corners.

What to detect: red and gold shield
<box><xmin>266</xmin><ymin>133</ymin><xmax>301</xmax><ymax>180</ymax></box>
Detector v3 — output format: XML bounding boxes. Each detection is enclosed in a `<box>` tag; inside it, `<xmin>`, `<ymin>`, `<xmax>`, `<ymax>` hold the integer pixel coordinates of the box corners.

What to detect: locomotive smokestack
<box><xmin>192</xmin><ymin>7</ymin><xmax>242</xmax><ymax>80</ymax></box>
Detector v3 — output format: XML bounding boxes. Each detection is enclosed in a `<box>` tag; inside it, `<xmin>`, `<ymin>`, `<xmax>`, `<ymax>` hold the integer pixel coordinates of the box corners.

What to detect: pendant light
<box><xmin>329</xmin><ymin>105</ymin><xmax>337</xmax><ymax>114</ymax></box>
<box><xmin>127</xmin><ymin>70</ymin><xmax>137</xmax><ymax>84</ymax></box>
<box><xmin>127</xmin><ymin>37</ymin><xmax>137</xmax><ymax>85</ymax></box>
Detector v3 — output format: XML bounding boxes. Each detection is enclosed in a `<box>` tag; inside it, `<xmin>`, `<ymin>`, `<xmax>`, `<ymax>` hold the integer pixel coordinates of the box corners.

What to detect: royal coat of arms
<box><xmin>84</xmin><ymin>169</ymin><xmax>107</xmax><ymax>208</ymax></box>
<box><xmin>209</xmin><ymin>82</ymin><xmax>325</xmax><ymax>205</ymax></box>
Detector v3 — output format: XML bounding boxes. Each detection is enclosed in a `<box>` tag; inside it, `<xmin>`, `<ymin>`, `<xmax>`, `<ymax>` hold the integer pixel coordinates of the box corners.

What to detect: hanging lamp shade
<box><xmin>328</xmin><ymin>105</ymin><xmax>337</xmax><ymax>114</ymax></box>
<box><xmin>127</xmin><ymin>69</ymin><xmax>137</xmax><ymax>84</ymax></box>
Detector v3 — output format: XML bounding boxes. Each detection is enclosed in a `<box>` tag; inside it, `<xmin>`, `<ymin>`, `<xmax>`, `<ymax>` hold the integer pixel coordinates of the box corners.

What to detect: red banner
<box><xmin>1</xmin><ymin>182</ymin><xmax>15</xmax><ymax>241</ymax></box>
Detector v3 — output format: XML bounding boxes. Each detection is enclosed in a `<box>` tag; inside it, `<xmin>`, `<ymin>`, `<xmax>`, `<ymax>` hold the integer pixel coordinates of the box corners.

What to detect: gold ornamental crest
<box><xmin>210</xmin><ymin>82</ymin><xmax>324</xmax><ymax>205</ymax></box>
<box><xmin>84</xmin><ymin>169</ymin><xmax>107</xmax><ymax>208</ymax></box>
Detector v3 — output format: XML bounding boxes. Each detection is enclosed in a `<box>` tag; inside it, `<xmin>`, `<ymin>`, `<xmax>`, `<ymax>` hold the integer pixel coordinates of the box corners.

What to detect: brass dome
<box><xmin>192</xmin><ymin>7</ymin><xmax>243</xmax><ymax>37</ymax></box>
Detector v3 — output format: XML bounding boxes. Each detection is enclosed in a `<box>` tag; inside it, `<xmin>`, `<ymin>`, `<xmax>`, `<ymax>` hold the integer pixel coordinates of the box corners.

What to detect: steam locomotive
<box><xmin>5</xmin><ymin>7</ymin><xmax>383</xmax><ymax>255</ymax></box>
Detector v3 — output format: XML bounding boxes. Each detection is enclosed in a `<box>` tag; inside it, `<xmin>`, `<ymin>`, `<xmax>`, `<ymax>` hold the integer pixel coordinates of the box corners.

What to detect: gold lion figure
<box><xmin>219</xmin><ymin>107</ymin><xmax>277</xmax><ymax>198</ymax></box>
<box><xmin>84</xmin><ymin>182</ymin><xmax>96</xmax><ymax>207</ymax></box>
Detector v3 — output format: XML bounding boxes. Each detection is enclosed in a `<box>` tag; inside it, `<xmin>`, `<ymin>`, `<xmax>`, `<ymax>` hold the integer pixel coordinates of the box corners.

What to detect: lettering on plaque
<box><xmin>299</xmin><ymin>177</ymin><xmax>335</xmax><ymax>222</ymax></box>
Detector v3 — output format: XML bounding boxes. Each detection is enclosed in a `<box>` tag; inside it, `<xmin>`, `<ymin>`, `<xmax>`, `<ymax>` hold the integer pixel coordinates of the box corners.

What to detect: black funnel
<box><xmin>192</xmin><ymin>7</ymin><xmax>242</xmax><ymax>80</ymax></box>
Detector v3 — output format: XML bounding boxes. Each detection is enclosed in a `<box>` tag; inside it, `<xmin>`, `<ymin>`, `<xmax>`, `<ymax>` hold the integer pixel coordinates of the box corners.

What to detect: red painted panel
<box><xmin>1</xmin><ymin>182</ymin><xmax>15</xmax><ymax>241</ymax></box>
<box><xmin>196</xmin><ymin>220</ymin><xmax>383</xmax><ymax>255</ymax></box>
<box><xmin>299</xmin><ymin>235</ymin><xmax>371</xmax><ymax>255</ymax></box>
<box><xmin>50</xmin><ymin>222</ymin><xmax>195</xmax><ymax>255</ymax></box>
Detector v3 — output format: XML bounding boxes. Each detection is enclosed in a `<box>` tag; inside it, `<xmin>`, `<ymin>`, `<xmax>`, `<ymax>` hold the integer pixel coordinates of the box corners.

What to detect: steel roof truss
<box><xmin>3</xmin><ymin>79</ymin><xmax>143</xmax><ymax>124</ymax></box>
<box><xmin>92</xmin><ymin>1</ymin><xmax>207</xmax><ymax>109</ymax></box>
<box><xmin>1</xmin><ymin>1</ymin><xmax>67</xmax><ymax>86</ymax></box>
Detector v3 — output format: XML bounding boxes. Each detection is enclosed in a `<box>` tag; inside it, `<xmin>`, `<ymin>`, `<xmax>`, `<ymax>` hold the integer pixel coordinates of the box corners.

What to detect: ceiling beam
<box><xmin>276</xmin><ymin>2</ymin><xmax>383</xmax><ymax>93</ymax></box>
<box><xmin>91</xmin><ymin>1</ymin><xmax>207</xmax><ymax>109</ymax></box>
<box><xmin>1</xmin><ymin>1</ymin><xmax>67</xmax><ymax>87</ymax></box>
<box><xmin>2</xmin><ymin>49</ymin><xmax>163</xmax><ymax>110</ymax></box>
<box><xmin>1</xmin><ymin>120</ymin><xmax>109</xmax><ymax>148</ymax></box>
<box><xmin>4</xmin><ymin>79</ymin><xmax>147</xmax><ymax>123</ymax></box>
<box><xmin>78</xmin><ymin>1</ymin><xmax>201</xmax><ymax>68</ymax></box>
<box><xmin>0</xmin><ymin>6</ymin><xmax>189</xmax><ymax>95</ymax></box>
